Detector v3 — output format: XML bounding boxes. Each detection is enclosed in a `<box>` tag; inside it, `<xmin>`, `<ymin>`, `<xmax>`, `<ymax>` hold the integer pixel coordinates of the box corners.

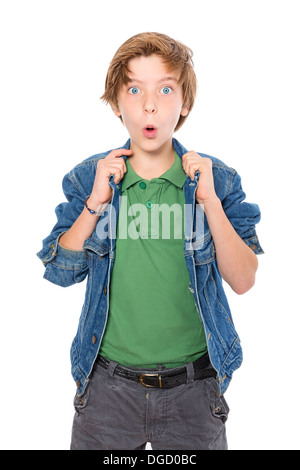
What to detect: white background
<box><xmin>1</xmin><ymin>0</ymin><xmax>299</xmax><ymax>450</ymax></box>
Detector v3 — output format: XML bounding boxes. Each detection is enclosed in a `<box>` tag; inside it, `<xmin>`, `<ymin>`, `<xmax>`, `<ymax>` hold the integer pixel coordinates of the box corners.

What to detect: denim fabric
<box><xmin>37</xmin><ymin>138</ymin><xmax>263</xmax><ymax>396</ymax></box>
<box><xmin>71</xmin><ymin>359</ymin><xmax>229</xmax><ymax>450</ymax></box>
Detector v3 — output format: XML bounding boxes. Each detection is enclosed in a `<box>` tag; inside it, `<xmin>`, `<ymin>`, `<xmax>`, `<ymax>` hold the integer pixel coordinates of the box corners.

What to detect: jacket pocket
<box><xmin>193</xmin><ymin>232</ymin><xmax>215</xmax><ymax>266</ymax></box>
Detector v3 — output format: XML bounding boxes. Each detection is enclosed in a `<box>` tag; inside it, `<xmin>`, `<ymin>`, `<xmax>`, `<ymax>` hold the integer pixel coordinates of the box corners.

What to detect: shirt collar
<box><xmin>121</xmin><ymin>159</ymin><xmax>143</xmax><ymax>192</ymax></box>
<box><xmin>159</xmin><ymin>151</ymin><xmax>186</xmax><ymax>188</ymax></box>
<box><xmin>121</xmin><ymin>151</ymin><xmax>186</xmax><ymax>192</ymax></box>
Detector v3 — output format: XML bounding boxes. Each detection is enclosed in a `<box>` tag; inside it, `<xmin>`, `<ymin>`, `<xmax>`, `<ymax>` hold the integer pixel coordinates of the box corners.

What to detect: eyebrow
<box><xmin>127</xmin><ymin>76</ymin><xmax>179</xmax><ymax>84</ymax></box>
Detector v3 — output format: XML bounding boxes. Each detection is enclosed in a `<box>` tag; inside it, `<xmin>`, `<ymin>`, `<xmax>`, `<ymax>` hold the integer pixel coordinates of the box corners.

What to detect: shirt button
<box><xmin>92</xmin><ymin>335</ymin><xmax>97</xmax><ymax>344</ymax></box>
<box><xmin>250</xmin><ymin>244</ymin><xmax>257</xmax><ymax>251</ymax></box>
<box><xmin>146</xmin><ymin>200</ymin><xmax>153</xmax><ymax>209</ymax></box>
<box><xmin>139</xmin><ymin>181</ymin><xmax>146</xmax><ymax>189</ymax></box>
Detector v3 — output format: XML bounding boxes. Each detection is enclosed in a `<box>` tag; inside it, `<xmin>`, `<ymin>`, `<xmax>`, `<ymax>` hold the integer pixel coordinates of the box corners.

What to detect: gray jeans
<box><xmin>70</xmin><ymin>358</ymin><xmax>229</xmax><ymax>450</ymax></box>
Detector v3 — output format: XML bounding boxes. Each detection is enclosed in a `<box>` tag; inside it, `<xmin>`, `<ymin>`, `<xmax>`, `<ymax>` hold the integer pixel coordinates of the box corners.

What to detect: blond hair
<box><xmin>101</xmin><ymin>32</ymin><xmax>197</xmax><ymax>131</ymax></box>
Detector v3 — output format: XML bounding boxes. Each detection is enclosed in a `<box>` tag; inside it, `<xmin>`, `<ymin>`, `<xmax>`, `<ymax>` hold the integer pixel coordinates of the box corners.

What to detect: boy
<box><xmin>37</xmin><ymin>32</ymin><xmax>263</xmax><ymax>450</ymax></box>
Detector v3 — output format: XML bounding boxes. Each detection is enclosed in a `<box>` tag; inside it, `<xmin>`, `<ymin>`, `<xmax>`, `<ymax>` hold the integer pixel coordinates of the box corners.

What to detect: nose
<box><xmin>143</xmin><ymin>93</ymin><xmax>157</xmax><ymax>114</ymax></box>
<box><xmin>144</xmin><ymin>104</ymin><xmax>156</xmax><ymax>113</ymax></box>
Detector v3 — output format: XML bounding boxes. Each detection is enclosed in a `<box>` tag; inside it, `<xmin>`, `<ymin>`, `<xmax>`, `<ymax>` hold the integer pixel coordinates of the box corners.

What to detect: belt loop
<box><xmin>185</xmin><ymin>362</ymin><xmax>195</xmax><ymax>384</ymax></box>
<box><xmin>107</xmin><ymin>360</ymin><xmax>118</xmax><ymax>388</ymax></box>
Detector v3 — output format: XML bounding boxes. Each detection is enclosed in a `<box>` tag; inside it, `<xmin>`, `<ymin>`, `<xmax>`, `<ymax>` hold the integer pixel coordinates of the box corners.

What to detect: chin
<box><xmin>138</xmin><ymin>136</ymin><xmax>172</xmax><ymax>152</ymax></box>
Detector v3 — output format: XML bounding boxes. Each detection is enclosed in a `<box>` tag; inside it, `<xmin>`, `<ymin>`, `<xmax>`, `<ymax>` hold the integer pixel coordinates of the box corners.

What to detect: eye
<box><xmin>160</xmin><ymin>86</ymin><xmax>172</xmax><ymax>95</ymax></box>
<box><xmin>128</xmin><ymin>87</ymin><xmax>140</xmax><ymax>95</ymax></box>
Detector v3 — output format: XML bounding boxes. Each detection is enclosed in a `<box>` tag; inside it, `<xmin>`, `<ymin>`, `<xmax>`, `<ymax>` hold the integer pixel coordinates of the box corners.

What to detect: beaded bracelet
<box><xmin>85</xmin><ymin>195</ymin><xmax>102</xmax><ymax>216</ymax></box>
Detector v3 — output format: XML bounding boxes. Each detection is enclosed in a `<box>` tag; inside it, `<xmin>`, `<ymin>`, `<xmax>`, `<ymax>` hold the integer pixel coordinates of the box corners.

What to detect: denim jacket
<box><xmin>37</xmin><ymin>138</ymin><xmax>263</xmax><ymax>396</ymax></box>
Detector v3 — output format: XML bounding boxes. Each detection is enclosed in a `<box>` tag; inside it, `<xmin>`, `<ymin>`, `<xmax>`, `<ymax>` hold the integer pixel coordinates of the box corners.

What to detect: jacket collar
<box><xmin>110</xmin><ymin>138</ymin><xmax>199</xmax><ymax>188</ymax></box>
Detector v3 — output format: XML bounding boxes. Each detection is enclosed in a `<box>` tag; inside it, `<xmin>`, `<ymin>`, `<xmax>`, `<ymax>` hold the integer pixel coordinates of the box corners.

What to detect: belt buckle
<box><xmin>139</xmin><ymin>373</ymin><xmax>162</xmax><ymax>388</ymax></box>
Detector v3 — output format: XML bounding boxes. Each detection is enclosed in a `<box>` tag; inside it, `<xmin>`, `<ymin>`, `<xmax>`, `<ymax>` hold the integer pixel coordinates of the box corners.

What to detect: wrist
<box><xmin>85</xmin><ymin>196</ymin><xmax>109</xmax><ymax>216</ymax></box>
<box><xmin>197</xmin><ymin>195</ymin><xmax>221</xmax><ymax>214</ymax></box>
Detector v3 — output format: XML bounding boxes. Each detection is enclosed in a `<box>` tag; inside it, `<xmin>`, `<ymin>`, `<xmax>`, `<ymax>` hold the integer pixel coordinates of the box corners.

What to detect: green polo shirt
<box><xmin>99</xmin><ymin>152</ymin><xmax>207</xmax><ymax>368</ymax></box>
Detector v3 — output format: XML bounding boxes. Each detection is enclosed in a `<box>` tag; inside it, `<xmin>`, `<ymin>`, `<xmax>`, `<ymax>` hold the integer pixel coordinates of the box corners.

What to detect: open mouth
<box><xmin>143</xmin><ymin>126</ymin><xmax>158</xmax><ymax>138</ymax></box>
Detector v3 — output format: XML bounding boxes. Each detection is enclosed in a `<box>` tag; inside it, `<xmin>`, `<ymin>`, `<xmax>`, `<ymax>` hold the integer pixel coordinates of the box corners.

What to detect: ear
<box><xmin>111</xmin><ymin>104</ymin><xmax>121</xmax><ymax>118</ymax></box>
<box><xmin>180</xmin><ymin>106</ymin><xmax>189</xmax><ymax>117</ymax></box>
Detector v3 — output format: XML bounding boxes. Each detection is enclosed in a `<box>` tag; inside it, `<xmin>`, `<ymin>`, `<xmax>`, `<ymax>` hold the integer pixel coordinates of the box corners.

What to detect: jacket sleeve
<box><xmin>36</xmin><ymin>171</ymin><xmax>89</xmax><ymax>287</ymax></box>
<box><xmin>222</xmin><ymin>170</ymin><xmax>264</xmax><ymax>255</ymax></box>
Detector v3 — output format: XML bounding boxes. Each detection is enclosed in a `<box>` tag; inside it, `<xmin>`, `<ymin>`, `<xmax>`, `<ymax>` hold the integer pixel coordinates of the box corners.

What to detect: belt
<box><xmin>96</xmin><ymin>353</ymin><xmax>216</xmax><ymax>389</ymax></box>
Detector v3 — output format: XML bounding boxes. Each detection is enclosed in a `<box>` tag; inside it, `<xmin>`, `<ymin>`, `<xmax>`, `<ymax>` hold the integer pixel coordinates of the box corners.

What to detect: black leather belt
<box><xmin>96</xmin><ymin>353</ymin><xmax>216</xmax><ymax>389</ymax></box>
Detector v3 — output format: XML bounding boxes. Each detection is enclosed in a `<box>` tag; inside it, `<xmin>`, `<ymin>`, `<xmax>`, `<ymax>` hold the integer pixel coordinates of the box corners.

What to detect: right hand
<box><xmin>88</xmin><ymin>148</ymin><xmax>132</xmax><ymax>209</ymax></box>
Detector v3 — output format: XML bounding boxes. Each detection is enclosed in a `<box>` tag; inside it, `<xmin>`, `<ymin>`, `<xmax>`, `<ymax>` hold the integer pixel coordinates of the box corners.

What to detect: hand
<box><xmin>89</xmin><ymin>148</ymin><xmax>132</xmax><ymax>208</ymax></box>
<box><xmin>182</xmin><ymin>151</ymin><xmax>217</xmax><ymax>205</ymax></box>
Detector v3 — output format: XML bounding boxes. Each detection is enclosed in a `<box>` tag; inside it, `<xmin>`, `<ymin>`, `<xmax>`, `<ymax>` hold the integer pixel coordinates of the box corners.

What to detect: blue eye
<box><xmin>161</xmin><ymin>86</ymin><xmax>172</xmax><ymax>95</ymax></box>
<box><xmin>129</xmin><ymin>87</ymin><xmax>140</xmax><ymax>95</ymax></box>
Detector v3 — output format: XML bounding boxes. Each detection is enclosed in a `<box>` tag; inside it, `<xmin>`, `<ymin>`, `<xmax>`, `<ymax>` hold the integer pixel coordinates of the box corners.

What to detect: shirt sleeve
<box><xmin>222</xmin><ymin>170</ymin><xmax>264</xmax><ymax>255</ymax></box>
<box><xmin>36</xmin><ymin>171</ymin><xmax>89</xmax><ymax>287</ymax></box>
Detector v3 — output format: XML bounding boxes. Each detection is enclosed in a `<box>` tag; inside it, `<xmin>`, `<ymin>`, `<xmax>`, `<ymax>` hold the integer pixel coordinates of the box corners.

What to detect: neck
<box><xmin>129</xmin><ymin>139</ymin><xmax>175</xmax><ymax>179</ymax></box>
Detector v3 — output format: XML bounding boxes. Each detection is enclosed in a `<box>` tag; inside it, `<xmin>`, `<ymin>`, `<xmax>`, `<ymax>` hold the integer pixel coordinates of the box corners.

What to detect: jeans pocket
<box><xmin>73</xmin><ymin>382</ymin><xmax>92</xmax><ymax>413</ymax></box>
<box><xmin>205</xmin><ymin>377</ymin><xmax>230</xmax><ymax>424</ymax></box>
<box><xmin>212</xmin><ymin>395</ymin><xmax>230</xmax><ymax>424</ymax></box>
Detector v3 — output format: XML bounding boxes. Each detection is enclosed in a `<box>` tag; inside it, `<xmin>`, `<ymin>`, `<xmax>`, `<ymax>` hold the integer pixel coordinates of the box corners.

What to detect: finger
<box><xmin>181</xmin><ymin>151</ymin><xmax>196</xmax><ymax>170</ymax></box>
<box><xmin>184</xmin><ymin>162</ymin><xmax>194</xmax><ymax>181</ymax></box>
<box><xmin>185</xmin><ymin>161</ymin><xmax>200</xmax><ymax>182</ymax></box>
<box><xmin>182</xmin><ymin>151</ymin><xmax>196</xmax><ymax>159</ymax></box>
<box><xmin>108</xmin><ymin>160</ymin><xmax>127</xmax><ymax>174</ymax></box>
<box><xmin>98</xmin><ymin>156</ymin><xmax>127</xmax><ymax>174</ymax></box>
<box><xmin>106</xmin><ymin>148</ymin><xmax>133</xmax><ymax>159</ymax></box>
<box><xmin>181</xmin><ymin>153</ymin><xmax>188</xmax><ymax>171</ymax></box>
<box><xmin>190</xmin><ymin>167</ymin><xmax>196</xmax><ymax>181</ymax></box>
<box><xmin>113</xmin><ymin>167</ymin><xmax>126</xmax><ymax>184</ymax></box>
<box><xmin>109</xmin><ymin>161</ymin><xmax>127</xmax><ymax>183</ymax></box>
<box><xmin>182</xmin><ymin>155</ymin><xmax>193</xmax><ymax>175</ymax></box>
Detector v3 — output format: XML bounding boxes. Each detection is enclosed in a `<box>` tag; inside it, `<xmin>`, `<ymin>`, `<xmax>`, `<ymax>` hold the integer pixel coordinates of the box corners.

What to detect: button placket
<box><xmin>146</xmin><ymin>180</ymin><xmax>164</xmax><ymax>239</ymax></box>
<box><xmin>135</xmin><ymin>180</ymin><xmax>149</xmax><ymax>239</ymax></box>
<box><xmin>140</xmin><ymin>181</ymin><xmax>153</xmax><ymax>211</ymax></box>
<box><xmin>143</xmin><ymin>181</ymin><xmax>153</xmax><ymax>239</ymax></box>
<box><xmin>133</xmin><ymin>179</ymin><xmax>164</xmax><ymax>239</ymax></box>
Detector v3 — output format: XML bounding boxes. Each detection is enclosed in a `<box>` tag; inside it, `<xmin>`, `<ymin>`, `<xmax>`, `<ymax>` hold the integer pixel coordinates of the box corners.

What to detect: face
<box><xmin>114</xmin><ymin>55</ymin><xmax>189</xmax><ymax>155</ymax></box>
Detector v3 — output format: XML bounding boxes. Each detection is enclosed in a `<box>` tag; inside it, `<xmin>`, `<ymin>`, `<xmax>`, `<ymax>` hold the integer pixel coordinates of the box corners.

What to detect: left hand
<box><xmin>182</xmin><ymin>151</ymin><xmax>217</xmax><ymax>205</ymax></box>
